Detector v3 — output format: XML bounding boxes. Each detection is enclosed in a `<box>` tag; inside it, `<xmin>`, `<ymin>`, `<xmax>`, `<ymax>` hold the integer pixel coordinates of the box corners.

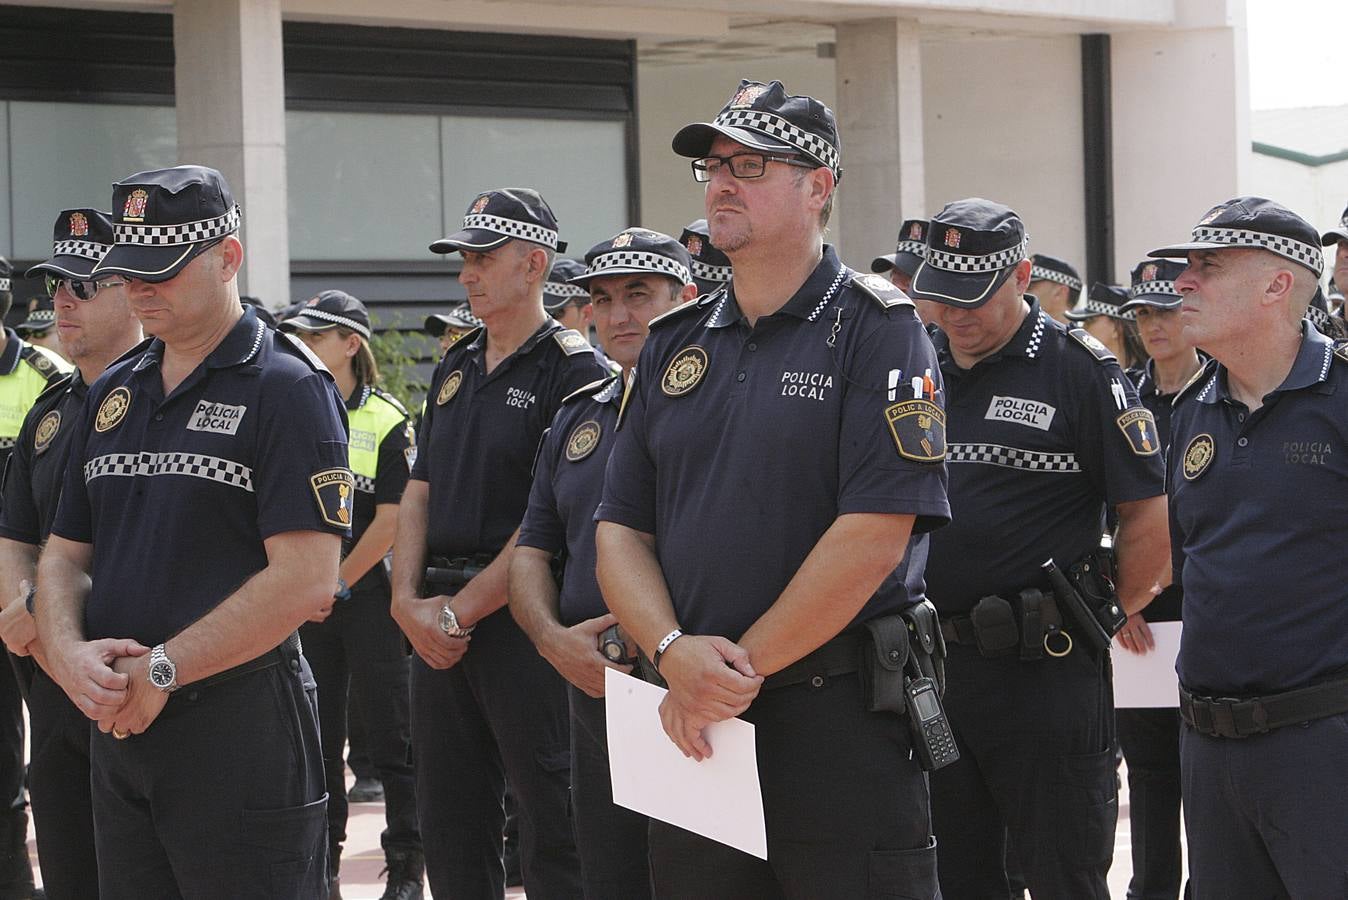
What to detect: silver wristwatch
<box><xmin>148</xmin><ymin>643</ymin><xmax>180</xmax><ymax>693</ymax></box>
<box><xmin>438</xmin><ymin>602</ymin><xmax>474</xmax><ymax>638</ymax></box>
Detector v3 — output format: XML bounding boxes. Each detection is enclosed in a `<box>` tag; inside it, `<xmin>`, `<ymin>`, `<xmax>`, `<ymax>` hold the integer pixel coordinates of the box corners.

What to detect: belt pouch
<box><xmin>862</xmin><ymin>615</ymin><xmax>910</xmax><ymax>715</ymax></box>
<box><xmin>970</xmin><ymin>595</ymin><xmax>1019</xmax><ymax>658</ymax></box>
<box><xmin>901</xmin><ymin>600</ymin><xmax>946</xmax><ymax>692</ymax></box>
<box><xmin>1018</xmin><ymin>589</ymin><xmax>1045</xmax><ymax>661</ymax></box>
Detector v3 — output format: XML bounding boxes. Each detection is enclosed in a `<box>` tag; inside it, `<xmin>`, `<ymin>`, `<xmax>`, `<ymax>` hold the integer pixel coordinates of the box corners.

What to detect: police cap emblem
<box><xmin>686</xmin><ymin>234</ymin><xmax>703</xmax><ymax>256</ymax></box>
<box><xmin>470</xmin><ymin>195</ymin><xmax>491</xmax><ymax>214</ymax></box>
<box><xmin>95</xmin><ymin>387</ymin><xmax>131</xmax><ymax>433</ymax></box>
<box><xmin>69</xmin><ymin>212</ymin><xmax>88</xmax><ymax>237</ymax></box>
<box><xmin>662</xmin><ymin>346</ymin><xmax>709</xmax><ymax>397</ymax></box>
<box><xmin>310</xmin><ymin>468</ymin><xmax>356</xmax><ymax>528</ymax></box>
<box><xmin>885</xmin><ymin>399</ymin><xmax>947</xmax><ymax>462</ymax></box>
<box><xmin>1182</xmin><ymin>433</ymin><xmax>1215</xmax><ymax>481</ymax></box>
<box><xmin>565</xmin><ymin>420</ymin><xmax>602</xmax><ymax>462</ymax></box>
<box><xmin>944</xmin><ymin>228</ymin><xmax>961</xmax><ymax>249</ymax></box>
<box><xmin>1141</xmin><ymin>263</ymin><xmax>1158</xmax><ymax>282</ymax></box>
<box><xmin>123</xmin><ymin>189</ymin><xmax>148</xmax><ymax>223</ymax></box>
<box><xmin>1116</xmin><ymin>408</ymin><xmax>1160</xmax><ymax>456</ymax></box>
<box><xmin>729</xmin><ymin>83</ymin><xmax>768</xmax><ymax>108</ymax></box>
<box><xmin>33</xmin><ymin>410</ymin><xmax>60</xmax><ymax>455</ymax></box>
<box><xmin>436</xmin><ymin>370</ymin><xmax>463</xmax><ymax>406</ymax></box>
<box><xmin>612</xmin><ymin>231</ymin><xmax>634</xmax><ymax>248</ymax></box>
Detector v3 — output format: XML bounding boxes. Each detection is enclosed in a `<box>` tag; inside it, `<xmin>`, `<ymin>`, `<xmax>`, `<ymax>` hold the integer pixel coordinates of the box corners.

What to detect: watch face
<box><xmin>150</xmin><ymin>659</ymin><xmax>175</xmax><ymax>688</ymax></box>
<box><xmin>438</xmin><ymin>606</ymin><xmax>454</xmax><ymax>634</ymax></box>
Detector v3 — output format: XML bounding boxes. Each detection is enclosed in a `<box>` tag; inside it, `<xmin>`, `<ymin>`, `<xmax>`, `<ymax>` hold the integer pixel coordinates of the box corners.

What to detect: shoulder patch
<box><xmin>1068</xmin><ymin>327</ymin><xmax>1117</xmax><ymax>363</ymax></box>
<box><xmin>553</xmin><ymin>329</ymin><xmax>593</xmax><ymax>356</ymax></box>
<box><xmin>850</xmin><ymin>272</ymin><xmax>914</xmax><ymax>310</ymax></box>
<box><xmin>33</xmin><ymin>372</ymin><xmax>74</xmax><ymax>406</ymax></box>
<box><xmin>310</xmin><ymin>468</ymin><xmax>356</xmax><ymax>528</ymax></box>
<box><xmin>884</xmin><ymin>398</ymin><xmax>946</xmax><ymax>462</ymax></box>
<box><xmin>370</xmin><ymin>386</ymin><xmax>410</xmax><ymax>418</ymax></box>
<box><xmin>1116</xmin><ymin>408</ymin><xmax>1161</xmax><ymax>456</ymax></box>
<box><xmin>19</xmin><ymin>345</ymin><xmax>68</xmax><ymax>383</ymax></box>
<box><xmin>649</xmin><ymin>290</ymin><xmax>717</xmax><ymax>329</ymax></box>
<box><xmin>562</xmin><ymin>375</ymin><xmax>618</xmax><ymax>406</ymax></box>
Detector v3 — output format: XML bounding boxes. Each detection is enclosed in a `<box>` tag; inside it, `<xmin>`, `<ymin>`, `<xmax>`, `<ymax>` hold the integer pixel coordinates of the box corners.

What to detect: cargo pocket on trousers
<box><xmin>240</xmin><ymin>794</ymin><xmax>328</xmax><ymax>895</ymax></box>
<box><xmin>867</xmin><ymin>837</ymin><xmax>938</xmax><ymax>900</ymax></box>
<box><xmin>1052</xmin><ymin>747</ymin><xmax>1117</xmax><ymax>869</ymax></box>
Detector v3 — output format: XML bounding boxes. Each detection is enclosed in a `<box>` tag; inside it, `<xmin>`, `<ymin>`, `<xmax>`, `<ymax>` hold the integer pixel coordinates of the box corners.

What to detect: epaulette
<box><xmin>1334</xmin><ymin>340</ymin><xmax>1348</xmax><ymax>365</ymax></box>
<box><xmin>1173</xmin><ymin>356</ymin><xmax>1219</xmax><ymax>406</ymax></box>
<box><xmin>649</xmin><ymin>290</ymin><xmax>718</xmax><ymax>330</ymax></box>
<box><xmin>19</xmin><ymin>344</ymin><xmax>67</xmax><ymax>383</ymax></box>
<box><xmin>561</xmin><ymin>375</ymin><xmax>619</xmax><ymax>406</ymax></box>
<box><xmin>279</xmin><ymin>331</ymin><xmax>333</xmax><ymax>378</ymax></box>
<box><xmin>553</xmin><ymin>329</ymin><xmax>593</xmax><ymax>356</ymax></box>
<box><xmin>849</xmin><ymin>272</ymin><xmax>914</xmax><ymax>309</ymax></box>
<box><xmin>370</xmin><ymin>385</ymin><xmax>410</xmax><ymax>418</ymax></box>
<box><xmin>33</xmin><ymin>372</ymin><xmax>74</xmax><ymax>405</ymax></box>
<box><xmin>1067</xmin><ymin>327</ymin><xmax>1117</xmax><ymax>364</ymax></box>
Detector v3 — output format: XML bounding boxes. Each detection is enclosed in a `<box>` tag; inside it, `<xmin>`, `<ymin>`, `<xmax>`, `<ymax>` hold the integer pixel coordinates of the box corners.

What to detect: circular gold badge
<box><xmin>661</xmin><ymin>346</ymin><xmax>709</xmax><ymax>397</ymax></box>
<box><xmin>436</xmin><ymin>370</ymin><xmax>463</xmax><ymax>406</ymax></box>
<box><xmin>1182</xmin><ymin>433</ymin><xmax>1215</xmax><ymax>481</ymax></box>
<box><xmin>95</xmin><ymin>387</ymin><xmax>131</xmax><ymax>433</ymax></box>
<box><xmin>33</xmin><ymin>410</ymin><xmax>61</xmax><ymax>455</ymax></box>
<box><xmin>565</xmin><ymin>420</ymin><xmax>602</xmax><ymax>462</ymax></box>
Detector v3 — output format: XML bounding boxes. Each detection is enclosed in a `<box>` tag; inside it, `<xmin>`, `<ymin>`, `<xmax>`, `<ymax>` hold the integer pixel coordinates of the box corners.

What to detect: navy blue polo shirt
<box><xmin>518</xmin><ymin>374</ymin><xmax>621</xmax><ymax>626</ymax></box>
<box><xmin>596</xmin><ymin>247</ymin><xmax>951</xmax><ymax>641</ymax></box>
<box><xmin>926</xmin><ymin>300</ymin><xmax>1166</xmax><ymax>614</ymax></box>
<box><xmin>51</xmin><ymin>307</ymin><xmax>352</xmax><ymax>646</ymax></box>
<box><xmin>411</xmin><ymin>319</ymin><xmax>608</xmax><ymax>557</ymax></box>
<box><xmin>1128</xmin><ymin>360</ymin><xmax>1184</xmax><ymax>622</ymax></box>
<box><xmin>1169</xmin><ymin>324</ymin><xmax>1348</xmax><ymax>696</ymax></box>
<box><xmin>0</xmin><ymin>370</ymin><xmax>88</xmax><ymax>544</ymax></box>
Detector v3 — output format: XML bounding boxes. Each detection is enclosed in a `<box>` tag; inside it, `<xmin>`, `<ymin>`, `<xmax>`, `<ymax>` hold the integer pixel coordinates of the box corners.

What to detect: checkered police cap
<box><xmin>1029</xmin><ymin>254</ymin><xmax>1083</xmax><ymax>292</ymax></box>
<box><xmin>279</xmin><ymin>289</ymin><xmax>372</xmax><ymax>340</ymax></box>
<box><xmin>1120</xmin><ymin>258</ymin><xmax>1185</xmax><ymax>313</ymax></box>
<box><xmin>544</xmin><ymin>258</ymin><xmax>589</xmax><ymax>303</ymax></box>
<box><xmin>908</xmin><ymin>199</ymin><xmax>1029</xmax><ymax>308</ymax></box>
<box><xmin>431</xmin><ymin>188</ymin><xmax>566</xmax><ymax>255</ymax></box>
<box><xmin>672</xmin><ymin>80</ymin><xmax>842</xmax><ymax>179</ymax></box>
<box><xmin>28</xmin><ymin>208</ymin><xmax>118</xmax><ymax>280</ymax></box>
<box><xmin>571</xmin><ymin>228</ymin><xmax>694</xmax><ymax>289</ymax></box>
<box><xmin>1149</xmin><ymin>196</ymin><xmax>1323</xmax><ymax>277</ymax></box>
<box><xmin>1321</xmin><ymin>202</ymin><xmax>1348</xmax><ymax>247</ymax></box>
<box><xmin>1067</xmin><ymin>283</ymin><xmax>1133</xmax><ymax>321</ymax></box>
<box><xmin>679</xmin><ymin>220</ymin><xmax>732</xmax><ymax>286</ymax></box>
<box><xmin>871</xmin><ymin>219</ymin><xmax>929</xmax><ymax>276</ymax></box>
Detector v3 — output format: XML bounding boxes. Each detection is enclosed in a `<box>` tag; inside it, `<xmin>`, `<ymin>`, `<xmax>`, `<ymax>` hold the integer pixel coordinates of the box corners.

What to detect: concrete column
<box><xmin>1110</xmin><ymin>0</ymin><xmax>1251</xmax><ymax>269</ymax></box>
<box><xmin>174</xmin><ymin>0</ymin><xmax>290</xmax><ymax>307</ymax></box>
<box><xmin>834</xmin><ymin>18</ymin><xmax>925</xmax><ymax>267</ymax></box>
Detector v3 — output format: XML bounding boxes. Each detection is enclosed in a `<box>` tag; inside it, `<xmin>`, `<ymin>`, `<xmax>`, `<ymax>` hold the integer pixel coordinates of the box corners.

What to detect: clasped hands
<box><xmin>656</xmin><ymin>634</ymin><xmax>763</xmax><ymax>762</ymax></box>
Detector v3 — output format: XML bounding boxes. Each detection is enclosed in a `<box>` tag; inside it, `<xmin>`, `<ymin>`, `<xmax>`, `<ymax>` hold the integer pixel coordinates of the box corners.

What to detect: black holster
<box><xmin>861</xmin><ymin>614</ymin><xmax>910</xmax><ymax>715</ymax></box>
<box><xmin>901</xmin><ymin>599</ymin><xmax>947</xmax><ymax>694</ymax></box>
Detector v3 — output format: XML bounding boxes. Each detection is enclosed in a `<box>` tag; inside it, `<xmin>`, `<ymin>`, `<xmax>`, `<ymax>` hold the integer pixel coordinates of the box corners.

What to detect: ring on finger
<box><xmin>112</xmin><ymin>727</ymin><xmax>130</xmax><ymax>740</ymax></box>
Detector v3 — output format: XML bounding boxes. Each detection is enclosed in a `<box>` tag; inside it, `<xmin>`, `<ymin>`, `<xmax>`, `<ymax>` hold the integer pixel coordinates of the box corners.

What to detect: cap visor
<box><xmin>570</xmin><ymin>266</ymin><xmax>682</xmax><ymax>287</ymax></box>
<box><xmin>1146</xmin><ymin>240</ymin><xmax>1229</xmax><ymax>260</ymax></box>
<box><xmin>908</xmin><ymin>261</ymin><xmax>1014</xmax><ymax>309</ymax></box>
<box><xmin>278</xmin><ymin>316</ymin><xmax>339</xmax><ymax>334</ymax></box>
<box><xmin>424</xmin><ymin>315</ymin><xmax>449</xmax><ymax>336</ymax></box>
<box><xmin>26</xmin><ymin>256</ymin><xmax>100</xmax><ymax>279</ymax></box>
<box><xmin>671</xmin><ymin>122</ymin><xmax>795</xmax><ymax>159</ymax></box>
<box><xmin>869</xmin><ymin>254</ymin><xmax>897</xmax><ymax>274</ymax></box>
<box><xmin>429</xmin><ymin>229</ymin><xmax>512</xmax><ymax>255</ymax></box>
<box><xmin>1120</xmin><ymin>296</ymin><xmax>1181</xmax><ymax>314</ymax></box>
<box><xmin>893</xmin><ymin>252</ymin><xmax>924</xmax><ymax>278</ymax></box>
<box><xmin>1321</xmin><ymin>227</ymin><xmax>1348</xmax><ymax>247</ymax></box>
<box><xmin>16</xmin><ymin>320</ymin><xmax>54</xmax><ymax>334</ymax></box>
<box><xmin>92</xmin><ymin>242</ymin><xmax>204</xmax><ymax>283</ymax></box>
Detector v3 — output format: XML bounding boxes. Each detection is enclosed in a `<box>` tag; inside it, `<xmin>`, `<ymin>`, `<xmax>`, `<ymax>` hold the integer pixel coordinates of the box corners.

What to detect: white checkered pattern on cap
<box><xmin>895</xmin><ymin>239</ymin><xmax>927</xmax><ymax>259</ymax></box>
<box><xmin>295</xmin><ymin>308</ymin><xmax>371</xmax><ymax>340</ymax></box>
<box><xmin>53</xmin><ymin>240</ymin><xmax>110</xmax><ymax>261</ymax></box>
<box><xmin>1306</xmin><ymin>303</ymin><xmax>1333</xmax><ymax>332</ymax></box>
<box><xmin>926</xmin><ymin>239</ymin><xmax>1028</xmax><ymax>274</ymax></box>
<box><xmin>1190</xmin><ymin>225</ymin><xmax>1323</xmax><ymax>275</ymax></box>
<box><xmin>1129</xmin><ymin>280</ymin><xmax>1179</xmax><ymax>299</ymax></box>
<box><xmin>1029</xmin><ymin>266</ymin><xmax>1082</xmax><ymax>292</ymax></box>
<box><xmin>947</xmin><ymin>442</ymin><xmax>1081</xmax><ymax>473</ymax></box>
<box><xmin>114</xmin><ymin>206</ymin><xmax>241</xmax><ymax>247</ymax></box>
<box><xmin>690</xmin><ymin>259</ymin><xmax>731</xmax><ymax>283</ymax></box>
<box><xmin>84</xmin><ymin>451</ymin><xmax>254</xmax><ymax>491</ymax></box>
<box><xmin>712</xmin><ymin>108</ymin><xmax>840</xmax><ymax>174</ymax></box>
<box><xmin>462</xmin><ymin>214</ymin><xmax>560</xmax><ymax>249</ymax></box>
<box><xmin>588</xmin><ymin>250</ymin><xmax>691</xmax><ymax>285</ymax></box>
<box><xmin>544</xmin><ymin>282</ymin><xmax>588</xmax><ymax>299</ymax></box>
<box><xmin>1072</xmin><ymin>298</ymin><xmax>1132</xmax><ymax>319</ymax></box>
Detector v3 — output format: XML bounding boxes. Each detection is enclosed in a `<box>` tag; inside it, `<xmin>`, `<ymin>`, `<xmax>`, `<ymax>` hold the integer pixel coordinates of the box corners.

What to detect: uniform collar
<box><xmin>595</xmin><ymin>375</ymin><xmax>624</xmax><ymax>405</ymax></box>
<box><xmin>1196</xmin><ymin>321</ymin><xmax>1336</xmax><ymax>405</ymax></box>
<box><xmin>462</xmin><ymin>317</ymin><xmax>559</xmax><ymax>358</ymax></box>
<box><xmin>935</xmin><ymin>297</ymin><xmax>1050</xmax><ymax>369</ymax></box>
<box><xmin>130</xmin><ymin>306</ymin><xmax>267</xmax><ymax>373</ymax></box>
<box><xmin>707</xmin><ymin>245</ymin><xmax>844</xmax><ymax>328</ymax></box>
<box><xmin>1133</xmin><ymin>361</ymin><xmax>1157</xmax><ymax>399</ymax></box>
<box><xmin>346</xmin><ymin>382</ymin><xmax>372</xmax><ymax>411</ymax></box>
<box><xmin>0</xmin><ymin>327</ymin><xmax>23</xmax><ymax>376</ymax></box>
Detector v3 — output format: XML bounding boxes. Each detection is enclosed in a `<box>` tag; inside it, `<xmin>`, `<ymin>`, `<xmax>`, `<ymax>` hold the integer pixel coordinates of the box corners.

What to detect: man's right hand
<box><xmin>657</xmin><ymin>634</ymin><xmax>763</xmax><ymax>759</ymax></box>
<box><xmin>540</xmin><ymin>613</ymin><xmax>632</xmax><ymax>699</ymax></box>
<box><xmin>392</xmin><ymin>594</ymin><xmax>470</xmax><ymax>670</ymax></box>
<box><xmin>0</xmin><ymin>590</ymin><xmax>37</xmax><ymax>657</ymax></box>
<box><xmin>50</xmin><ymin>638</ymin><xmax>150</xmax><ymax>721</ymax></box>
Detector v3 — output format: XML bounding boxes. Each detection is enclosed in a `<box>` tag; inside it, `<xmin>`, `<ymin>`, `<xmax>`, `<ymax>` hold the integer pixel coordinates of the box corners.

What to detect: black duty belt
<box><xmin>939</xmin><ymin>596</ymin><xmax>1066</xmax><ymax>644</ymax></box>
<box><xmin>186</xmin><ymin>631</ymin><xmax>301</xmax><ymax>694</ymax></box>
<box><xmin>762</xmin><ymin>631</ymin><xmax>864</xmax><ymax>691</ymax></box>
<box><xmin>1179</xmin><ymin>676</ymin><xmax>1348</xmax><ymax>739</ymax></box>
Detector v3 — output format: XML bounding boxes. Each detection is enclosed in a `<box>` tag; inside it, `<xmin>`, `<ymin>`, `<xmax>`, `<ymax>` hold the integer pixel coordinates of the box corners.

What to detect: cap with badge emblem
<box><xmin>424</xmin><ymin>302</ymin><xmax>481</xmax><ymax>338</ymax></box>
<box><xmin>569</xmin><ymin>228</ymin><xmax>693</xmax><ymax>288</ymax></box>
<box><xmin>92</xmin><ymin>166</ymin><xmax>241</xmax><ymax>283</ymax></box>
<box><xmin>430</xmin><ymin>189</ymin><xmax>566</xmax><ymax>255</ymax></box>
<box><xmin>16</xmin><ymin>296</ymin><xmax>56</xmax><ymax>337</ymax></box>
<box><xmin>279</xmin><ymin>290</ymin><xmax>371</xmax><ymax>340</ymax></box>
<box><xmin>1067</xmin><ymin>283</ymin><xmax>1134</xmax><ymax>321</ymax></box>
<box><xmin>871</xmin><ymin>219</ymin><xmax>929</xmax><ymax>277</ymax></box>
<box><xmin>908</xmin><ymin>199</ymin><xmax>1028</xmax><ymax>308</ymax></box>
<box><xmin>1148</xmin><ymin>196</ymin><xmax>1324</xmax><ymax>277</ymax></box>
<box><xmin>543</xmin><ymin>258</ymin><xmax>589</xmax><ymax>314</ymax></box>
<box><xmin>1320</xmin><ymin>202</ymin><xmax>1348</xmax><ymax>247</ymax></box>
<box><xmin>1028</xmin><ymin>254</ymin><xmax>1083</xmax><ymax>294</ymax></box>
<box><xmin>672</xmin><ymin>79</ymin><xmax>842</xmax><ymax>181</ymax></box>
<box><xmin>679</xmin><ymin>219</ymin><xmax>732</xmax><ymax>293</ymax></box>
<box><xmin>27</xmin><ymin>208</ymin><xmax>116</xmax><ymax>281</ymax></box>
<box><xmin>1120</xmin><ymin>259</ymin><xmax>1185</xmax><ymax>313</ymax></box>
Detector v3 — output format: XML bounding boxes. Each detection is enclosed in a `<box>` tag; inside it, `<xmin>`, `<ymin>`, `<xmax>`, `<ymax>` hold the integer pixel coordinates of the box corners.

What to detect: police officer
<box><xmin>1305</xmin><ymin>285</ymin><xmax>1345</xmax><ymax>338</ymax></box>
<box><xmin>1068</xmin><ymin>280</ymin><xmax>1147</xmax><ymax>368</ymax></box>
<box><xmin>871</xmin><ymin>218</ymin><xmax>929</xmax><ymax>295</ymax></box>
<box><xmin>390</xmin><ymin>188</ymin><xmax>600</xmax><ymax>899</ymax></box>
<box><xmin>37</xmin><ymin>166</ymin><xmax>347</xmax><ymax>899</ymax></box>
<box><xmin>511</xmin><ymin>227</ymin><xmax>695</xmax><ymax>900</ymax></box>
<box><xmin>1027</xmin><ymin>253</ymin><xmax>1084</xmax><ymax>325</ymax></box>
<box><xmin>0</xmin><ymin>209</ymin><xmax>140</xmax><ymax>900</ymax></box>
<box><xmin>1148</xmin><ymin>198</ymin><xmax>1348</xmax><ymax>898</ymax></box>
<box><xmin>423</xmin><ymin>302</ymin><xmax>481</xmax><ymax>356</ymax></box>
<box><xmin>910</xmin><ymin>199</ymin><xmax>1169</xmax><ymax>899</ymax></box>
<box><xmin>542</xmin><ymin>257</ymin><xmax>591</xmax><ymax>334</ymax></box>
<box><xmin>280</xmin><ymin>291</ymin><xmax>423</xmax><ymax>900</ymax></box>
<box><xmin>596</xmin><ymin>79</ymin><xmax>950</xmax><ymax>898</ymax></box>
<box><xmin>1113</xmin><ymin>258</ymin><xmax>1198</xmax><ymax>900</ymax></box>
<box><xmin>15</xmin><ymin>296</ymin><xmax>67</xmax><ymax>363</ymax></box>
<box><xmin>677</xmin><ymin>219</ymin><xmax>732</xmax><ymax>296</ymax></box>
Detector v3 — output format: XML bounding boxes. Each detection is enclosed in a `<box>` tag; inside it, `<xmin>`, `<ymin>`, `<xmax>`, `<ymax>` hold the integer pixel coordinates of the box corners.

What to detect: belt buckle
<box><xmin>1208</xmin><ymin>696</ymin><xmax>1252</xmax><ymax>739</ymax></box>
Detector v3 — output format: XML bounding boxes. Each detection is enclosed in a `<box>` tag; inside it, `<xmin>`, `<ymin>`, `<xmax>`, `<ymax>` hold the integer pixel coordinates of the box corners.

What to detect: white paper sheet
<box><xmin>604</xmin><ymin>667</ymin><xmax>768</xmax><ymax>859</ymax></box>
<box><xmin>1111</xmin><ymin>620</ymin><xmax>1183</xmax><ymax>708</ymax></box>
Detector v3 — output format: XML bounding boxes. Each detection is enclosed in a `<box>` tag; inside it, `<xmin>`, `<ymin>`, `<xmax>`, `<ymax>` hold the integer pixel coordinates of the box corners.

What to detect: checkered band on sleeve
<box><xmin>1129</xmin><ymin>280</ymin><xmax>1179</xmax><ymax>299</ymax></box>
<box><xmin>544</xmin><ymin>281</ymin><xmax>589</xmax><ymax>300</ymax></box>
<box><xmin>896</xmin><ymin>239</ymin><xmax>927</xmax><ymax>259</ymax></box>
<box><xmin>114</xmin><ymin>206</ymin><xmax>241</xmax><ymax>247</ymax></box>
<box><xmin>588</xmin><ymin>251</ymin><xmax>692</xmax><ymax>285</ymax></box>
<box><xmin>691</xmin><ymin>259</ymin><xmax>732</xmax><ymax>283</ymax></box>
<box><xmin>1306</xmin><ymin>304</ymin><xmax>1333</xmax><ymax>331</ymax></box>
<box><xmin>926</xmin><ymin>240</ymin><xmax>1028</xmax><ymax>274</ymax></box>
<box><xmin>354</xmin><ymin>473</ymin><xmax>376</xmax><ymax>494</ymax></box>
<box><xmin>462</xmin><ymin>214</ymin><xmax>560</xmax><ymax>249</ymax></box>
<box><xmin>0</xmin><ymin>279</ymin><xmax>9</xmax><ymax>293</ymax></box>
<box><xmin>947</xmin><ymin>442</ymin><xmax>1081</xmax><ymax>473</ymax></box>
<box><xmin>0</xmin><ymin>438</ymin><xmax>14</xmax><ymax>451</ymax></box>
<box><xmin>713</xmin><ymin>108</ymin><xmax>840</xmax><ymax>174</ymax></box>
<box><xmin>1190</xmin><ymin>226</ymin><xmax>1324</xmax><ymax>275</ymax></box>
<box><xmin>84</xmin><ymin>452</ymin><xmax>254</xmax><ymax>491</ymax></box>
<box><xmin>295</xmin><ymin>308</ymin><xmax>372</xmax><ymax>340</ymax></box>
<box><xmin>53</xmin><ymin>240</ymin><xmax>111</xmax><ymax>261</ymax></box>
<box><xmin>1029</xmin><ymin>266</ymin><xmax>1082</xmax><ymax>292</ymax></box>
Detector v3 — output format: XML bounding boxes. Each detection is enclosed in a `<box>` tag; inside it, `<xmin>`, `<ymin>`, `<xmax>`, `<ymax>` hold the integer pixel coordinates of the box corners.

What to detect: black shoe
<box><xmin>348</xmin><ymin>776</ymin><xmax>385</xmax><ymax>803</ymax></box>
<box><xmin>379</xmin><ymin>849</ymin><xmax>424</xmax><ymax>900</ymax></box>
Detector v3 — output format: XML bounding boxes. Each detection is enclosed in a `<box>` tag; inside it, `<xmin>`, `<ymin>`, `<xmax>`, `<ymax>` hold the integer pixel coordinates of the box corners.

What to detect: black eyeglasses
<box><xmin>45</xmin><ymin>273</ymin><xmax>130</xmax><ymax>301</ymax></box>
<box><xmin>690</xmin><ymin>152</ymin><xmax>820</xmax><ymax>183</ymax></box>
